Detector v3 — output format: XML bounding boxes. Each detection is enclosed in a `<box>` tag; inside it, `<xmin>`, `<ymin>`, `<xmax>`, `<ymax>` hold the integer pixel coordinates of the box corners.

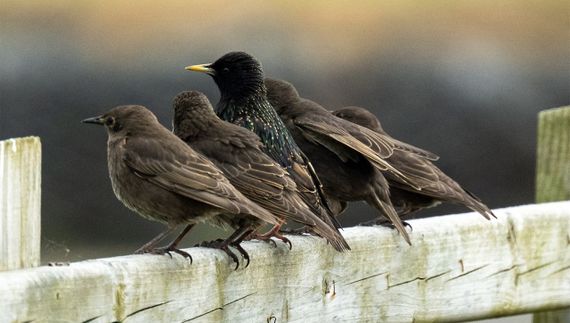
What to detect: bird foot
<box><xmin>251</xmin><ymin>231</ymin><xmax>292</xmax><ymax>250</ymax></box>
<box><xmin>134</xmin><ymin>245</ymin><xmax>192</xmax><ymax>262</ymax></box>
<box><xmin>196</xmin><ymin>239</ymin><xmax>244</xmax><ymax>270</ymax></box>
<box><xmin>231</xmin><ymin>243</ymin><xmax>250</xmax><ymax>268</ymax></box>
<box><xmin>359</xmin><ymin>219</ymin><xmax>413</xmax><ymax>231</ymax></box>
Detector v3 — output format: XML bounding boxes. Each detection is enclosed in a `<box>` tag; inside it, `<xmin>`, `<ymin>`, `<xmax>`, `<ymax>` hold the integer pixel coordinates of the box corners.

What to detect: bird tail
<box><xmin>368</xmin><ymin>190</ymin><xmax>412</xmax><ymax>246</ymax></box>
<box><xmin>310</xmin><ymin>218</ymin><xmax>351</xmax><ymax>252</ymax></box>
<box><xmin>462</xmin><ymin>189</ymin><xmax>496</xmax><ymax>220</ymax></box>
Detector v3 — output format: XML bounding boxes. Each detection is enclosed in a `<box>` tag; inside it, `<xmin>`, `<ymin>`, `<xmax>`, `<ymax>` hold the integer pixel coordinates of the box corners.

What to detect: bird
<box><xmin>184</xmin><ymin>51</ymin><xmax>343</xmax><ymax>239</ymax></box>
<box><xmin>82</xmin><ymin>105</ymin><xmax>282</xmax><ymax>268</ymax></box>
<box><xmin>172</xmin><ymin>91</ymin><xmax>350</xmax><ymax>252</ymax></box>
<box><xmin>264</xmin><ymin>78</ymin><xmax>442</xmax><ymax>244</ymax></box>
<box><xmin>332</xmin><ymin>106</ymin><xmax>495</xmax><ymax>219</ymax></box>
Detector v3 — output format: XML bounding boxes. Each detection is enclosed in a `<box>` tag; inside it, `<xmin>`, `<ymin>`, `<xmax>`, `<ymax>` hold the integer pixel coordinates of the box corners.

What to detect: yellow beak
<box><xmin>185</xmin><ymin>63</ymin><xmax>215</xmax><ymax>75</ymax></box>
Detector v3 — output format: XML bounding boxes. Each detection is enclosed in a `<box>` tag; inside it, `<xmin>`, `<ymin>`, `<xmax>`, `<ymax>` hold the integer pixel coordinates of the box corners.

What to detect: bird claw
<box><xmin>273</xmin><ymin>237</ymin><xmax>292</xmax><ymax>250</ymax></box>
<box><xmin>252</xmin><ymin>233</ymin><xmax>292</xmax><ymax>250</ymax></box>
<box><xmin>197</xmin><ymin>239</ymin><xmax>242</xmax><ymax>269</ymax></box>
<box><xmin>232</xmin><ymin>243</ymin><xmax>250</xmax><ymax>268</ymax></box>
<box><xmin>221</xmin><ymin>245</ymin><xmax>241</xmax><ymax>270</ymax></box>
<box><xmin>134</xmin><ymin>245</ymin><xmax>193</xmax><ymax>263</ymax></box>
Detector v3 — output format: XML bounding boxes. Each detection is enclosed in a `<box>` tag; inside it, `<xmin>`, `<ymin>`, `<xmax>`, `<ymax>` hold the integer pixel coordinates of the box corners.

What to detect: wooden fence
<box><xmin>0</xmin><ymin>107</ymin><xmax>568</xmax><ymax>322</ymax></box>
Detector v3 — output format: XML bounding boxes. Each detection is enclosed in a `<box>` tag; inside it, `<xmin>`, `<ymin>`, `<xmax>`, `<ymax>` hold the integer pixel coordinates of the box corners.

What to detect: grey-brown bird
<box><xmin>82</xmin><ymin>105</ymin><xmax>281</xmax><ymax>268</ymax></box>
<box><xmin>333</xmin><ymin>106</ymin><xmax>495</xmax><ymax>218</ymax></box>
<box><xmin>264</xmin><ymin>78</ymin><xmax>444</xmax><ymax>245</ymax></box>
<box><xmin>172</xmin><ymin>91</ymin><xmax>350</xmax><ymax>252</ymax></box>
<box><xmin>185</xmin><ymin>52</ymin><xmax>344</xmax><ymax>240</ymax></box>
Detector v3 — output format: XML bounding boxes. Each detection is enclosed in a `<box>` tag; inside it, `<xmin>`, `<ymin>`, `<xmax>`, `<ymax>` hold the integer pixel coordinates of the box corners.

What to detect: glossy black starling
<box><xmin>185</xmin><ymin>52</ymin><xmax>343</xmax><ymax>235</ymax></box>
<box><xmin>333</xmin><ymin>106</ymin><xmax>495</xmax><ymax>218</ymax></box>
<box><xmin>172</xmin><ymin>91</ymin><xmax>350</xmax><ymax>251</ymax></box>
<box><xmin>264</xmin><ymin>78</ymin><xmax>439</xmax><ymax>244</ymax></box>
<box><xmin>82</xmin><ymin>105</ymin><xmax>281</xmax><ymax>267</ymax></box>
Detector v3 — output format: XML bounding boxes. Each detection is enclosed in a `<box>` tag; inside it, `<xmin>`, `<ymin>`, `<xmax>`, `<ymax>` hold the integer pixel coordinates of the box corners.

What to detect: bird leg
<box><xmin>250</xmin><ymin>224</ymin><xmax>292</xmax><ymax>250</ymax></box>
<box><xmin>134</xmin><ymin>226</ymin><xmax>177</xmax><ymax>254</ymax></box>
<box><xmin>135</xmin><ymin>224</ymin><xmax>195</xmax><ymax>261</ymax></box>
<box><xmin>198</xmin><ymin>225</ymin><xmax>252</xmax><ymax>269</ymax></box>
<box><xmin>229</xmin><ymin>228</ymin><xmax>255</xmax><ymax>268</ymax></box>
<box><xmin>148</xmin><ymin>224</ymin><xmax>195</xmax><ymax>261</ymax></box>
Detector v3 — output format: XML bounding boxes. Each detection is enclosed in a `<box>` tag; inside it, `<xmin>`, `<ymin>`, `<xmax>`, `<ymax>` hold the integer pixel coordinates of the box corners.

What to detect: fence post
<box><xmin>533</xmin><ymin>106</ymin><xmax>570</xmax><ymax>323</ymax></box>
<box><xmin>0</xmin><ymin>137</ymin><xmax>41</xmax><ymax>271</ymax></box>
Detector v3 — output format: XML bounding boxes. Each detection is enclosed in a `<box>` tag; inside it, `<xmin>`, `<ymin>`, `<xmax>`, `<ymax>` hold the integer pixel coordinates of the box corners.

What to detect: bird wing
<box><xmin>386</xmin><ymin>152</ymin><xmax>440</xmax><ymax>187</ymax></box>
<box><xmin>294</xmin><ymin>117</ymin><xmax>422</xmax><ymax>190</ymax></box>
<box><xmin>192</xmin><ymin>133</ymin><xmax>323</xmax><ymax>227</ymax></box>
<box><xmin>383</xmin><ymin>136</ymin><xmax>439</xmax><ymax>161</ymax></box>
<box><xmin>122</xmin><ymin>136</ymin><xmax>279</xmax><ymax>225</ymax></box>
<box><xmin>387</xmin><ymin>153</ymin><xmax>493</xmax><ymax>219</ymax></box>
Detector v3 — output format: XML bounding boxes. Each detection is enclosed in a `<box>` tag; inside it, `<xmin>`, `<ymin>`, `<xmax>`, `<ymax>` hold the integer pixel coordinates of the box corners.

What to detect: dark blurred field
<box><xmin>1</xmin><ymin>0</ymin><xmax>568</xmax><ymax>262</ymax></box>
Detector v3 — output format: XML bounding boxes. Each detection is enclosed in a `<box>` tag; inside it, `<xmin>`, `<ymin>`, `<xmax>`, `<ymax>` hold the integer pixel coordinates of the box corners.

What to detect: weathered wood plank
<box><xmin>534</xmin><ymin>106</ymin><xmax>570</xmax><ymax>322</ymax></box>
<box><xmin>0</xmin><ymin>136</ymin><xmax>41</xmax><ymax>271</ymax></box>
<box><xmin>536</xmin><ymin>106</ymin><xmax>570</xmax><ymax>203</ymax></box>
<box><xmin>0</xmin><ymin>202</ymin><xmax>568</xmax><ymax>323</ymax></box>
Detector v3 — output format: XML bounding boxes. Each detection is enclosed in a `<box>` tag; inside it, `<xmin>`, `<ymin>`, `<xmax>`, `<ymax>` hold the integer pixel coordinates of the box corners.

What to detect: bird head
<box><xmin>185</xmin><ymin>51</ymin><xmax>265</xmax><ymax>102</ymax></box>
<box><xmin>82</xmin><ymin>105</ymin><xmax>160</xmax><ymax>135</ymax></box>
<box><xmin>172</xmin><ymin>91</ymin><xmax>217</xmax><ymax>137</ymax></box>
<box><xmin>332</xmin><ymin>106</ymin><xmax>384</xmax><ymax>133</ymax></box>
<box><xmin>264</xmin><ymin>77</ymin><xmax>301</xmax><ymax>111</ymax></box>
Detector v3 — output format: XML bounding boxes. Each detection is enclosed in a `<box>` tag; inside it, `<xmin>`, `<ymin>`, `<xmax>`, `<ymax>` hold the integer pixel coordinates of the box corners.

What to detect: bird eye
<box><xmin>222</xmin><ymin>67</ymin><xmax>230</xmax><ymax>73</ymax></box>
<box><xmin>105</xmin><ymin>117</ymin><xmax>115</xmax><ymax>126</ymax></box>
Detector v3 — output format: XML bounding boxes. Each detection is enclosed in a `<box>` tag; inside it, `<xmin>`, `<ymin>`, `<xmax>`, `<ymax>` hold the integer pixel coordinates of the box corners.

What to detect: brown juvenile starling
<box><xmin>82</xmin><ymin>105</ymin><xmax>281</xmax><ymax>268</ymax></box>
<box><xmin>172</xmin><ymin>91</ymin><xmax>350</xmax><ymax>252</ymax></box>
<box><xmin>264</xmin><ymin>78</ymin><xmax>446</xmax><ymax>245</ymax></box>
<box><xmin>184</xmin><ymin>52</ymin><xmax>343</xmax><ymax>238</ymax></box>
<box><xmin>333</xmin><ymin>106</ymin><xmax>495</xmax><ymax>218</ymax></box>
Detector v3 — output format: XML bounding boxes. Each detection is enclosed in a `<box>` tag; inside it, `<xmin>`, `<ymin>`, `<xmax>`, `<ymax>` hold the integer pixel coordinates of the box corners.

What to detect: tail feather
<box><xmin>463</xmin><ymin>189</ymin><xmax>496</xmax><ymax>219</ymax></box>
<box><xmin>309</xmin><ymin>216</ymin><xmax>351</xmax><ymax>252</ymax></box>
<box><xmin>369</xmin><ymin>193</ymin><xmax>412</xmax><ymax>245</ymax></box>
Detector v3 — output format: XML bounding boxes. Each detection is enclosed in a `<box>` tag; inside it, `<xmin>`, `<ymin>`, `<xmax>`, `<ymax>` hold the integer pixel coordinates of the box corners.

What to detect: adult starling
<box><xmin>172</xmin><ymin>91</ymin><xmax>350</xmax><ymax>251</ymax></box>
<box><xmin>184</xmin><ymin>52</ymin><xmax>343</xmax><ymax>236</ymax></box>
<box><xmin>332</xmin><ymin>106</ymin><xmax>495</xmax><ymax>218</ymax></box>
<box><xmin>264</xmin><ymin>78</ymin><xmax>440</xmax><ymax>244</ymax></box>
<box><xmin>82</xmin><ymin>105</ymin><xmax>281</xmax><ymax>267</ymax></box>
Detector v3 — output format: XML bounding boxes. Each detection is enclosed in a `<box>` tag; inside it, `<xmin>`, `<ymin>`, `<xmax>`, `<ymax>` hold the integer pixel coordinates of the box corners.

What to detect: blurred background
<box><xmin>1</xmin><ymin>0</ymin><xmax>568</xmax><ymax>268</ymax></box>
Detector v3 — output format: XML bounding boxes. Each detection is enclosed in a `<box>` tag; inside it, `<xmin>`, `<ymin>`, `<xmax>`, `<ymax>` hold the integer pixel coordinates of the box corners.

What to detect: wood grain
<box><xmin>0</xmin><ymin>202</ymin><xmax>568</xmax><ymax>322</ymax></box>
<box><xmin>0</xmin><ymin>137</ymin><xmax>41</xmax><ymax>271</ymax></box>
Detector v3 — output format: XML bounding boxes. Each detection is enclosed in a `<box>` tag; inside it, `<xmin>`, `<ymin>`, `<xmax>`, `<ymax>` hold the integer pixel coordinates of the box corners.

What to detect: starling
<box><xmin>264</xmin><ymin>78</ymin><xmax>435</xmax><ymax>244</ymax></box>
<box><xmin>333</xmin><ymin>106</ymin><xmax>495</xmax><ymax>218</ymax></box>
<box><xmin>82</xmin><ymin>105</ymin><xmax>281</xmax><ymax>268</ymax></box>
<box><xmin>172</xmin><ymin>91</ymin><xmax>350</xmax><ymax>251</ymax></box>
<box><xmin>184</xmin><ymin>52</ymin><xmax>343</xmax><ymax>237</ymax></box>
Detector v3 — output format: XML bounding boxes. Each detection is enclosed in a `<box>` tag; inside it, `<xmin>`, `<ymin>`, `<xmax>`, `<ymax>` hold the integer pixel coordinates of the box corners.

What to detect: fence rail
<box><xmin>0</xmin><ymin>202</ymin><xmax>569</xmax><ymax>322</ymax></box>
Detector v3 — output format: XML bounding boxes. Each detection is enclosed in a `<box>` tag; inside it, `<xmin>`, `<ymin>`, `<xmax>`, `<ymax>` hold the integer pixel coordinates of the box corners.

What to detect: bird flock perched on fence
<box><xmin>83</xmin><ymin>51</ymin><xmax>494</xmax><ymax>269</ymax></box>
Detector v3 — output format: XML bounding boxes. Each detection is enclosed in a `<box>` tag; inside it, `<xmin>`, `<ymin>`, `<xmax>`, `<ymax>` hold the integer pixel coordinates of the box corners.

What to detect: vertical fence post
<box><xmin>0</xmin><ymin>137</ymin><xmax>41</xmax><ymax>271</ymax></box>
<box><xmin>533</xmin><ymin>106</ymin><xmax>570</xmax><ymax>323</ymax></box>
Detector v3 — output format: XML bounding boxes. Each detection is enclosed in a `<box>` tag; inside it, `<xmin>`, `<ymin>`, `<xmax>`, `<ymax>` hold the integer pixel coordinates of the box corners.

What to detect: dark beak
<box><xmin>81</xmin><ymin>116</ymin><xmax>105</xmax><ymax>125</ymax></box>
<box><xmin>185</xmin><ymin>63</ymin><xmax>216</xmax><ymax>76</ymax></box>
